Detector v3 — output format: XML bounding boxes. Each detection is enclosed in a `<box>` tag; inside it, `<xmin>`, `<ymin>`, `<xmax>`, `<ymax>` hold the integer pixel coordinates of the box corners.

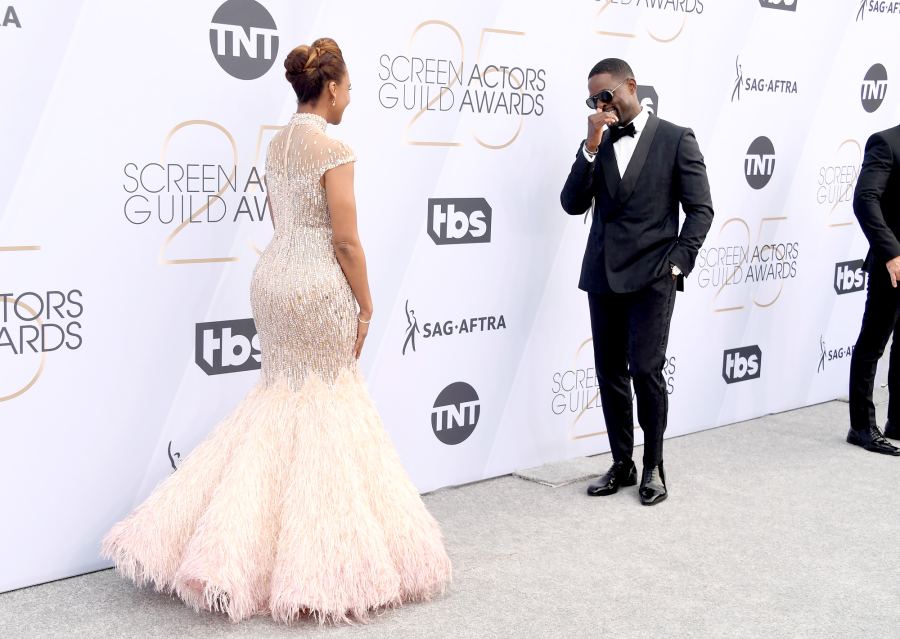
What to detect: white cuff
<box><xmin>670</xmin><ymin>263</ymin><xmax>682</xmax><ymax>276</ymax></box>
<box><xmin>582</xmin><ymin>142</ymin><xmax>597</xmax><ymax>163</ymax></box>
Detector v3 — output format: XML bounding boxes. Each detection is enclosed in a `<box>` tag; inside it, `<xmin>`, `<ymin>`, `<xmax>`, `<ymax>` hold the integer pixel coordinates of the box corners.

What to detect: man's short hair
<box><xmin>589</xmin><ymin>58</ymin><xmax>634</xmax><ymax>81</ymax></box>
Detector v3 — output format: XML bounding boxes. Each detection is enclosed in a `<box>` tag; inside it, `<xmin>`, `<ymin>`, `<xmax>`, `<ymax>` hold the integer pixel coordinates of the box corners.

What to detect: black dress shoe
<box><xmin>884</xmin><ymin>420</ymin><xmax>900</xmax><ymax>440</ymax></box>
<box><xmin>587</xmin><ymin>460</ymin><xmax>637</xmax><ymax>496</ymax></box>
<box><xmin>639</xmin><ymin>463</ymin><xmax>667</xmax><ymax>506</ymax></box>
<box><xmin>847</xmin><ymin>425</ymin><xmax>900</xmax><ymax>455</ymax></box>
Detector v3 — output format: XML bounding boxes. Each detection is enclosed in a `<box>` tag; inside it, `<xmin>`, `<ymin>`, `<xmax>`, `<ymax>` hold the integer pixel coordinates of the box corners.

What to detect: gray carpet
<box><xmin>2</xmin><ymin>400</ymin><xmax>898</xmax><ymax>639</ymax></box>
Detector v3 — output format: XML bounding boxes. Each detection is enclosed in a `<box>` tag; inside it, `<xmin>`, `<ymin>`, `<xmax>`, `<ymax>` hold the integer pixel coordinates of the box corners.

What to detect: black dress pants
<box><xmin>587</xmin><ymin>275</ymin><xmax>676</xmax><ymax>467</ymax></box>
<box><xmin>849</xmin><ymin>266</ymin><xmax>900</xmax><ymax>430</ymax></box>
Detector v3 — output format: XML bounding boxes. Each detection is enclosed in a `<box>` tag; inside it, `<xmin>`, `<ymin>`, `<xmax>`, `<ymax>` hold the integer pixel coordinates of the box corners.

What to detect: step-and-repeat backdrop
<box><xmin>2</xmin><ymin>0</ymin><xmax>898</xmax><ymax>591</ymax></box>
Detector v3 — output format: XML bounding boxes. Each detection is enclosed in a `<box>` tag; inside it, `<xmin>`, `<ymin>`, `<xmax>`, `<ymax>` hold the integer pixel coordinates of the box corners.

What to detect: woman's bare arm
<box><xmin>325</xmin><ymin>162</ymin><xmax>373</xmax><ymax>358</ymax></box>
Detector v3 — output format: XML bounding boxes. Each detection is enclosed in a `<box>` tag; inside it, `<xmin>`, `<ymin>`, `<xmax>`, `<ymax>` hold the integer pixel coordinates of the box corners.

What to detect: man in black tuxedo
<box><xmin>848</xmin><ymin>124</ymin><xmax>900</xmax><ymax>456</ymax></box>
<box><xmin>560</xmin><ymin>58</ymin><xmax>714</xmax><ymax>505</ymax></box>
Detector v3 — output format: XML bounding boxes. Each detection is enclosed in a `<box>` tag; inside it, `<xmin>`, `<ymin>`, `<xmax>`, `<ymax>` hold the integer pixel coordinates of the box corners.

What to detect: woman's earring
<box><xmin>331</xmin><ymin>97</ymin><xmax>336</xmax><ymax>107</ymax></box>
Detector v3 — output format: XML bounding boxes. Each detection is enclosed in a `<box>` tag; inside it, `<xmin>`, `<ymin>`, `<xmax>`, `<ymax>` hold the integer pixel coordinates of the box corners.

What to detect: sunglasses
<box><xmin>585</xmin><ymin>78</ymin><xmax>631</xmax><ymax>110</ymax></box>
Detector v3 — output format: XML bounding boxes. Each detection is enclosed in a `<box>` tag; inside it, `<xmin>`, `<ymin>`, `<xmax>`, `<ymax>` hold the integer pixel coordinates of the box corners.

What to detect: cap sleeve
<box><xmin>320</xmin><ymin>139</ymin><xmax>356</xmax><ymax>174</ymax></box>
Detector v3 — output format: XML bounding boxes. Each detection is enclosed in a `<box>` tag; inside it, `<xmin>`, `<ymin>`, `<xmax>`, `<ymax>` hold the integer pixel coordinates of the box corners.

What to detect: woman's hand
<box><xmin>353</xmin><ymin>314</ymin><xmax>371</xmax><ymax>359</ymax></box>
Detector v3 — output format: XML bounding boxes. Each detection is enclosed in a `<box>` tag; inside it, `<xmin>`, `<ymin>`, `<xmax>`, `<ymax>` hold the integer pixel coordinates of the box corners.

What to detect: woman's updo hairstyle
<box><xmin>284</xmin><ymin>38</ymin><xmax>346</xmax><ymax>104</ymax></box>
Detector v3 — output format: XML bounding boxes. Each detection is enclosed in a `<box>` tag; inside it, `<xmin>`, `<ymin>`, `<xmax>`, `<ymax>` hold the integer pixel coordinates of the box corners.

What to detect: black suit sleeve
<box><xmin>853</xmin><ymin>133</ymin><xmax>900</xmax><ymax>264</ymax></box>
<box><xmin>560</xmin><ymin>142</ymin><xmax>596</xmax><ymax>216</ymax></box>
<box><xmin>668</xmin><ymin>128</ymin><xmax>714</xmax><ymax>276</ymax></box>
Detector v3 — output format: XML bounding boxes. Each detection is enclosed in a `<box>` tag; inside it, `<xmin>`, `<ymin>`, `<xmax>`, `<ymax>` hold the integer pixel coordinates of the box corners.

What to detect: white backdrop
<box><xmin>2</xmin><ymin>0</ymin><xmax>899</xmax><ymax>592</ymax></box>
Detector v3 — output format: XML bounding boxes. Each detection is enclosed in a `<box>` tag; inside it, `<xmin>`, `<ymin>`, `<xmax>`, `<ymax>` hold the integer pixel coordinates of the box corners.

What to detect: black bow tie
<box><xmin>609</xmin><ymin>122</ymin><xmax>637</xmax><ymax>144</ymax></box>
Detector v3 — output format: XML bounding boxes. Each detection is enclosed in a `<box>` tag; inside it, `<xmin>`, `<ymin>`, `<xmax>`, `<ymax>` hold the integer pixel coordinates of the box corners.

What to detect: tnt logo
<box><xmin>427</xmin><ymin>198</ymin><xmax>492</xmax><ymax>245</ymax></box>
<box><xmin>759</xmin><ymin>0</ymin><xmax>797</xmax><ymax>10</ymax></box>
<box><xmin>209</xmin><ymin>0</ymin><xmax>279</xmax><ymax>80</ymax></box>
<box><xmin>722</xmin><ymin>346</ymin><xmax>762</xmax><ymax>384</ymax></box>
<box><xmin>834</xmin><ymin>260</ymin><xmax>868</xmax><ymax>295</ymax></box>
<box><xmin>744</xmin><ymin>136</ymin><xmax>776</xmax><ymax>190</ymax></box>
<box><xmin>431</xmin><ymin>382</ymin><xmax>481</xmax><ymax>445</ymax></box>
<box><xmin>637</xmin><ymin>85</ymin><xmax>659</xmax><ymax>115</ymax></box>
<box><xmin>861</xmin><ymin>64</ymin><xmax>888</xmax><ymax>113</ymax></box>
<box><xmin>195</xmin><ymin>318</ymin><xmax>261</xmax><ymax>375</ymax></box>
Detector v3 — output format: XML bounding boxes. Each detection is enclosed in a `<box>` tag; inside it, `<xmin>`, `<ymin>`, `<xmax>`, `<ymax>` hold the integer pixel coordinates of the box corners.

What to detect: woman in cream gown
<box><xmin>102</xmin><ymin>38</ymin><xmax>452</xmax><ymax>624</ymax></box>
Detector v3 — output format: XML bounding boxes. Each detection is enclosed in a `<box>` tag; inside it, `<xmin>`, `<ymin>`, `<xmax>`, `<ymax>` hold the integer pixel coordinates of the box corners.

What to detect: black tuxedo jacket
<box><xmin>854</xmin><ymin>124</ymin><xmax>900</xmax><ymax>273</ymax></box>
<box><xmin>560</xmin><ymin>114</ymin><xmax>714</xmax><ymax>294</ymax></box>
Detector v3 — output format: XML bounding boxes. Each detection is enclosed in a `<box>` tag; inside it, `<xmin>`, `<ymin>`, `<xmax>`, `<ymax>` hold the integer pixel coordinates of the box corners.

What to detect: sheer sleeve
<box><xmin>319</xmin><ymin>138</ymin><xmax>356</xmax><ymax>175</ymax></box>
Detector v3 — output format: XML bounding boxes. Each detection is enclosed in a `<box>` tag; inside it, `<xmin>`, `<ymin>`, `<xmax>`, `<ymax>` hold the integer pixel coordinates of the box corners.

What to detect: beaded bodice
<box><xmin>265</xmin><ymin>112</ymin><xmax>356</xmax><ymax>234</ymax></box>
<box><xmin>248</xmin><ymin>113</ymin><xmax>358</xmax><ymax>387</ymax></box>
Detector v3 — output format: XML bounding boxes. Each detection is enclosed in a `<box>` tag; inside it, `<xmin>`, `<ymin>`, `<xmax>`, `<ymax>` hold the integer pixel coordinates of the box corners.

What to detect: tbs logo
<box><xmin>759</xmin><ymin>0</ymin><xmax>797</xmax><ymax>10</ymax></box>
<box><xmin>637</xmin><ymin>85</ymin><xmax>659</xmax><ymax>115</ymax></box>
<box><xmin>744</xmin><ymin>136</ymin><xmax>776</xmax><ymax>190</ymax></box>
<box><xmin>722</xmin><ymin>346</ymin><xmax>762</xmax><ymax>384</ymax></box>
<box><xmin>834</xmin><ymin>260</ymin><xmax>868</xmax><ymax>295</ymax></box>
<box><xmin>195</xmin><ymin>318</ymin><xmax>261</xmax><ymax>375</ymax></box>
<box><xmin>861</xmin><ymin>64</ymin><xmax>888</xmax><ymax>113</ymax></box>
<box><xmin>209</xmin><ymin>0</ymin><xmax>279</xmax><ymax>80</ymax></box>
<box><xmin>431</xmin><ymin>382</ymin><xmax>481</xmax><ymax>445</ymax></box>
<box><xmin>427</xmin><ymin>198</ymin><xmax>492</xmax><ymax>245</ymax></box>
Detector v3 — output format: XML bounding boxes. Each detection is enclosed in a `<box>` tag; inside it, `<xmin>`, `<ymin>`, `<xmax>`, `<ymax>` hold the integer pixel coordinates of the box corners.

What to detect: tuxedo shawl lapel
<box><xmin>598</xmin><ymin>129</ymin><xmax>620</xmax><ymax>201</ymax></box>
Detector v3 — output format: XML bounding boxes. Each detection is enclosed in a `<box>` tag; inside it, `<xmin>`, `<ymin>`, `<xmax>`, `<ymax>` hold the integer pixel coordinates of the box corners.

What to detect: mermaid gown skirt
<box><xmin>101</xmin><ymin>113</ymin><xmax>451</xmax><ymax>623</ymax></box>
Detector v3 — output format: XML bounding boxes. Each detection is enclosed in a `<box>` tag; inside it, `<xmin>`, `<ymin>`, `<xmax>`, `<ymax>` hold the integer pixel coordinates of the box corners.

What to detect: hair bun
<box><xmin>284</xmin><ymin>45</ymin><xmax>310</xmax><ymax>83</ymax></box>
<box><xmin>284</xmin><ymin>39</ymin><xmax>346</xmax><ymax>104</ymax></box>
